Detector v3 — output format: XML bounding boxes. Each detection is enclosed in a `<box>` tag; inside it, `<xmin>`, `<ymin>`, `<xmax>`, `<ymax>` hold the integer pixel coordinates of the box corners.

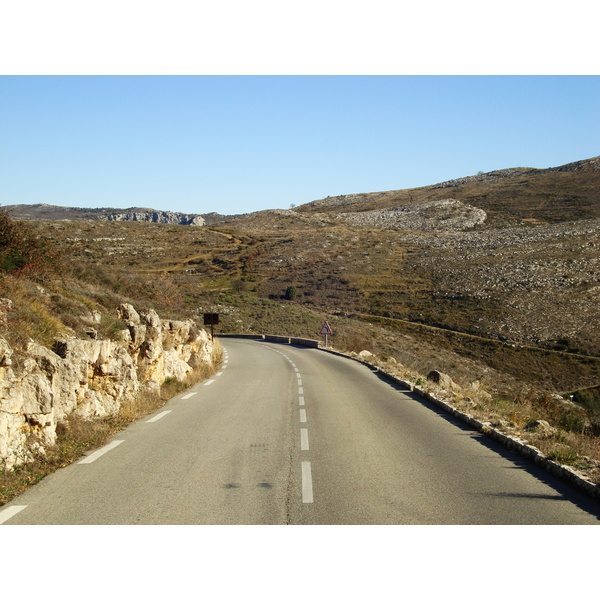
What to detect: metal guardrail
<box><xmin>215</xmin><ymin>333</ymin><xmax>319</xmax><ymax>348</ymax></box>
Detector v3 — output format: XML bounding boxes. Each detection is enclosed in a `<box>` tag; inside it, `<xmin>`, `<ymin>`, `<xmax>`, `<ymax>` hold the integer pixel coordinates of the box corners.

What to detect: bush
<box><xmin>0</xmin><ymin>209</ymin><xmax>62</xmax><ymax>280</ymax></box>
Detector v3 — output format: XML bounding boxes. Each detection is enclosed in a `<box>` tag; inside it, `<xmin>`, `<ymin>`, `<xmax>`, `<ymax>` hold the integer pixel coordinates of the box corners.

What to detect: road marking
<box><xmin>299</xmin><ymin>409</ymin><xmax>307</xmax><ymax>423</ymax></box>
<box><xmin>301</xmin><ymin>461</ymin><xmax>314</xmax><ymax>503</ymax></box>
<box><xmin>216</xmin><ymin>371</ymin><xmax>223</xmax><ymax>376</ymax></box>
<box><xmin>299</xmin><ymin>395</ymin><xmax>305</xmax><ymax>406</ymax></box>
<box><xmin>298</xmin><ymin>387</ymin><xmax>303</xmax><ymax>395</ymax></box>
<box><xmin>182</xmin><ymin>392</ymin><xmax>197</xmax><ymax>399</ymax></box>
<box><xmin>300</xmin><ymin>428</ymin><xmax>309</xmax><ymax>451</ymax></box>
<box><xmin>0</xmin><ymin>505</ymin><xmax>27</xmax><ymax>525</ymax></box>
<box><xmin>204</xmin><ymin>379</ymin><xmax>215</xmax><ymax>386</ymax></box>
<box><xmin>147</xmin><ymin>410</ymin><xmax>171</xmax><ymax>423</ymax></box>
<box><xmin>79</xmin><ymin>440</ymin><xmax>124</xmax><ymax>464</ymax></box>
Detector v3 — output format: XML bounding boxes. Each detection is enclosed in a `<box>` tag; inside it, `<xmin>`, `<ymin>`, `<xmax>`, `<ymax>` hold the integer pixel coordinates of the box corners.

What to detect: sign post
<box><xmin>203</xmin><ymin>313</ymin><xmax>219</xmax><ymax>341</ymax></box>
<box><xmin>319</xmin><ymin>320</ymin><xmax>333</xmax><ymax>348</ymax></box>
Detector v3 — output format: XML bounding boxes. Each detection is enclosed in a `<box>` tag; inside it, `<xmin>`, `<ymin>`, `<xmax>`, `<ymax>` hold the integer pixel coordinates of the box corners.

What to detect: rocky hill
<box><xmin>6</xmin><ymin>155</ymin><xmax>600</xmax><ymax>363</ymax></box>
<box><xmin>299</xmin><ymin>156</ymin><xmax>600</xmax><ymax>225</ymax></box>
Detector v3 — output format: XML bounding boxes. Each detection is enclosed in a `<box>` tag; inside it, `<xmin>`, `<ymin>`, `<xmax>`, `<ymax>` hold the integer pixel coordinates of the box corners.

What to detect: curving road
<box><xmin>2</xmin><ymin>338</ymin><xmax>599</xmax><ymax>525</ymax></box>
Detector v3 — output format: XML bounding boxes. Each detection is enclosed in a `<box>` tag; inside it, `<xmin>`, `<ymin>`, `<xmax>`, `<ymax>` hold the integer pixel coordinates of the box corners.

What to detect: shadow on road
<box><xmin>375</xmin><ymin>371</ymin><xmax>600</xmax><ymax>521</ymax></box>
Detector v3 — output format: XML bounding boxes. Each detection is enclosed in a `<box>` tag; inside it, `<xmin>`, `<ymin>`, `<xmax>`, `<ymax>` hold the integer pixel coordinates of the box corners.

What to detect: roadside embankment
<box><xmin>0</xmin><ymin>303</ymin><xmax>218</xmax><ymax>470</ymax></box>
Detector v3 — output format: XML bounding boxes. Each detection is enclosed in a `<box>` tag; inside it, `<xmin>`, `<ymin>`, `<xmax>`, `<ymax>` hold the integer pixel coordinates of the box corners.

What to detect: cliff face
<box><xmin>3</xmin><ymin>205</ymin><xmax>207</xmax><ymax>226</ymax></box>
<box><xmin>104</xmin><ymin>211</ymin><xmax>205</xmax><ymax>226</ymax></box>
<box><xmin>0</xmin><ymin>303</ymin><xmax>216</xmax><ymax>469</ymax></box>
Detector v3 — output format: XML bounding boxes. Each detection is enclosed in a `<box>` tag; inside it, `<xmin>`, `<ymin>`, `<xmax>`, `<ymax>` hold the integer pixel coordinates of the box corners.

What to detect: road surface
<box><xmin>2</xmin><ymin>338</ymin><xmax>599</xmax><ymax>524</ymax></box>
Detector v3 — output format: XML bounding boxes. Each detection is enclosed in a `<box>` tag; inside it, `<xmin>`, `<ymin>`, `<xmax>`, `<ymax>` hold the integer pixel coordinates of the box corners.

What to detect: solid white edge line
<box><xmin>146</xmin><ymin>410</ymin><xmax>171</xmax><ymax>423</ymax></box>
<box><xmin>79</xmin><ymin>440</ymin><xmax>124</xmax><ymax>464</ymax></box>
<box><xmin>300</xmin><ymin>428</ymin><xmax>309</xmax><ymax>451</ymax></box>
<box><xmin>301</xmin><ymin>461</ymin><xmax>314</xmax><ymax>503</ymax></box>
<box><xmin>299</xmin><ymin>409</ymin><xmax>307</xmax><ymax>423</ymax></box>
<box><xmin>0</xmin><ymin>505</ymin><xmax>27</xmax><ymax>525</ymax></box>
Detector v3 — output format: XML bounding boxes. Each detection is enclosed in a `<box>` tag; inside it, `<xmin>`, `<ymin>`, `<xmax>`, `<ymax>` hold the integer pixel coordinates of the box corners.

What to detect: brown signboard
<box><xmin>203</xmin><ymin>313</ymin><xmax>219</xmax><ymax>325</ymax></box>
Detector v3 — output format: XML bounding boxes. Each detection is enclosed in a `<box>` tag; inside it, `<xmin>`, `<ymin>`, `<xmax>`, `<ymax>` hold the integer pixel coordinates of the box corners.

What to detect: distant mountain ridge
<box><xmin>4</xmin><ymin>155</ymin><xmax>599</xmax><ymax>226</ymax></box>
<box><xmin>1</xmin><ymin>204</ymin><xmax>212</xmax><ymax>226</ymax></box>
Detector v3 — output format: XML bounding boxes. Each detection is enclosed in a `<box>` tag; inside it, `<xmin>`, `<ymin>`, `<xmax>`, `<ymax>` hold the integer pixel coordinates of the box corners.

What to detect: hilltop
<box><xmin>6</xmin><ymin>156</ymin><xmax>599</xmax><ymax>228</ymax></box>
<box><xmin>298</xmin><ymin>156</ymin><xmax>600</xmax><ymax>224</ymax></box>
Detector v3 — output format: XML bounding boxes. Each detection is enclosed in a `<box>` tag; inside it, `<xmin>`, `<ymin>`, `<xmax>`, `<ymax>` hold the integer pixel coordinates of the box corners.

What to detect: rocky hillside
<box><xmin>6</xmin><ymin>154</ymin><xmax>600</xmax><ymax>366</ymax></box>
<box><xmin>334</xmin><ymin>198</ymin><xmax>488</xmax><ymax>230</ymax></box>
<box><xmin>299</xmin><ymin>156</ymin><xmax>600</xmax><ymax>224</ymax></box>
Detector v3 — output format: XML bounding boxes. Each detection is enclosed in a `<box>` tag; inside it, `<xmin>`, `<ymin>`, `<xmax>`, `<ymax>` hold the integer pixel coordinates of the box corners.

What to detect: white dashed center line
<box><xmin>265</xmin><ymin>344</ymin><xmax>315</xmax><ymax>505</ymax></box>
<box><xmin>301</xmin><ymin>461</ymin><xmax>314</xmax><ymax>503</ymax></box>
<box><xmin>300</xmin><ymin>428</ymin><xmax>309</xmax><ymax>451</ymax></box>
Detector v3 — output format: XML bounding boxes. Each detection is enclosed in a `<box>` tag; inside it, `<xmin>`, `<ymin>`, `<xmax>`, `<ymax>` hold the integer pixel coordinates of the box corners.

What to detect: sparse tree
<box><xmin>285</xmin><ymin>285</ymin><xmax>297</xmax><ymax>301</ymax></box>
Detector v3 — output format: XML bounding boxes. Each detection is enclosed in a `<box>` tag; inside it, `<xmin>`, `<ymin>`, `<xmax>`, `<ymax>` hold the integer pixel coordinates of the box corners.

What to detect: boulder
<box><xmin>524</xmin><ymin>419</ymin><xmax>557</xmax><ymax>439</ymax></box>
<box><xmin>427</xmin><ymin>370</ymin><xmax>454</xmax><ymax>388</ymax></box>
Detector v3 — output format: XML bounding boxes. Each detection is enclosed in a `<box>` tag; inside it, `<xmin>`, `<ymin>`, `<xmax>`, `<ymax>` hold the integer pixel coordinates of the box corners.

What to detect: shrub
<box><xmin>0</xmin><ymin>209</ymin><xmax>62</xmax><ymax>280</ymax></box>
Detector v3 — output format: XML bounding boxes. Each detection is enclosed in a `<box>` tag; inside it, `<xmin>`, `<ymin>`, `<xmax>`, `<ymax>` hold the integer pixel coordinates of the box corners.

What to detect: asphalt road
<box><xmin>2</xmin><ymin>338</ymin><xmax>599</xmax><ymax>525</ymax></box>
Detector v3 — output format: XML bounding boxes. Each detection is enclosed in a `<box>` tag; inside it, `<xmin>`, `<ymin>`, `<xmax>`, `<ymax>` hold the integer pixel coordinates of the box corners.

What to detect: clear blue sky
<box><xmin>1</xmin><ymin>75</ymin><xmax>598</xmax><ymax>216</ymax></box>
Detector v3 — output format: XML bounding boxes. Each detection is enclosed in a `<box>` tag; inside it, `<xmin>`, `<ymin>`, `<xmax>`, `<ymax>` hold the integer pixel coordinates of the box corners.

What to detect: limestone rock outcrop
<box><xmin>335</xmin><ymin>199</ymin><xmax>487</xmax><ymax>231</ymax></box>
<box><xmin>0</xmin><ymin>303</ymin><xmax>216</xmax><ymax>469</ymax></box>
<box><xmin>104</xmin><ymin>210</ymin><xmax>205</xmax><ymax>226</ymax></box>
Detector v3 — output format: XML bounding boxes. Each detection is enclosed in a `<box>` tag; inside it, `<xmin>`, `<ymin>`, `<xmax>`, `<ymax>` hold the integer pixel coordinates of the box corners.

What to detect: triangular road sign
<box><xmin>319</xmin><ymin>321</ymin><xmax>333</xmax><ymax>335</ymax></box>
